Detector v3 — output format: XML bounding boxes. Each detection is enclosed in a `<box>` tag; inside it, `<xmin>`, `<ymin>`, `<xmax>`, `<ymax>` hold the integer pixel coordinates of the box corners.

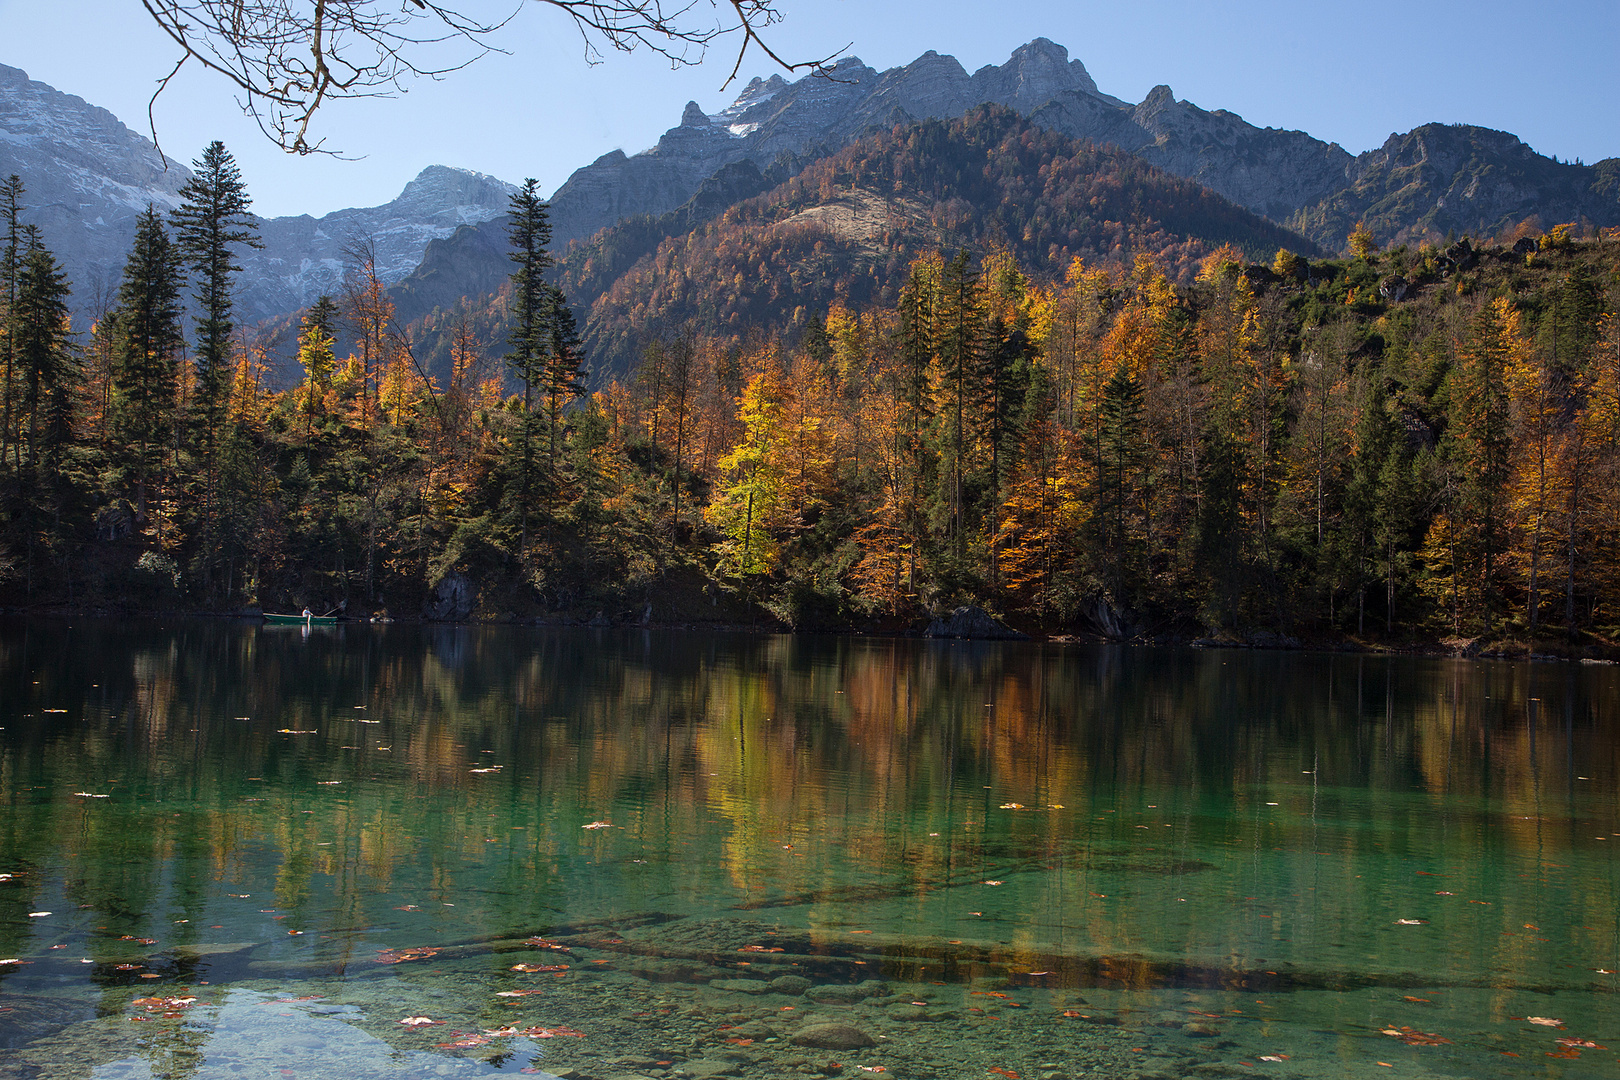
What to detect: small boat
<box><xmin>263</xmin><ymin>612</ymin><xmax>341</xmax><ymax>625</ymax></box>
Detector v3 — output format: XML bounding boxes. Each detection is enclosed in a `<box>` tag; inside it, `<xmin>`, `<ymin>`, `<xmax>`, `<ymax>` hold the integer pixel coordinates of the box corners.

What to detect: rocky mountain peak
<box><xmin>971</xmin><ymin>37</ymin><xmax>1106</xmax><ymax>111</ymax></box>
<box><xmin>1138</xmin><ymin>85</ymin><xmax>1177</xmax><ymax>113</ymax></box>
<box><xmin>393</xmin><ymin>165</ymin><xmax>515</xmax><ymax>213</ymax></box>
<box><xmin>680</xmin><ymin>101</ymin><xmax>711</xmax><ymax>128</ymax></box>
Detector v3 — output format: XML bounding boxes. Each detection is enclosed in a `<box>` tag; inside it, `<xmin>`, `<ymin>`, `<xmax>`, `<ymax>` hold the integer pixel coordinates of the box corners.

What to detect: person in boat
<box><xmin>301</xmin><ymin>607</ymin><xmax>312</xmax><ymax>620</ymax></box>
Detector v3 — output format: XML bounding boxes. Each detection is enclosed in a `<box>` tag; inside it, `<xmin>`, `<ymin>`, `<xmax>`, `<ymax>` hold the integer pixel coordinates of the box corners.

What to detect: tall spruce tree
<box><xmin>172</xmin><ymin>141</ymin><xmax>260</xmax><ymax>406</ymax></box>
<box><xmin>13</xmin><ymin>234</ymin><xmax>76</xmax><ymax>479</ymax></box>
<box><xmin>542</xmin><ymin>286</ymin><xmax>585</xmax><ymax>476</ymax></box>
<box><xmin>112</xmin><ymin>206</ymin><xmax>185</xmax><ymax>514</ymax></box>
<box><xmin>1</xmin><ymin>175</ymin><xmax>24</xmax><ymax>474</ymax></box>
<box><xmin>505</xmin><ymin>178</ymin><xmax>553</xmax><ymax>551</ymax></box>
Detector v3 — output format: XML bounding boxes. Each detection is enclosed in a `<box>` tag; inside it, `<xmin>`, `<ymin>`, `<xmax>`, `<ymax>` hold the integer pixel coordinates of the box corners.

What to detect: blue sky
<box><xmin>2</xmin><ymin>0</ymin><xmax>1616</xmax><ymax>218</ymax></box>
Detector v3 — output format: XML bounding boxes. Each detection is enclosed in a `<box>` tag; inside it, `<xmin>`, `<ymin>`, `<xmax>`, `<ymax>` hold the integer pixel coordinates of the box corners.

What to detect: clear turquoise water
<box><xmin>0</xmin><ymin>620</ymin><xmax>1617</xmax><ymax>1079</ymax></box>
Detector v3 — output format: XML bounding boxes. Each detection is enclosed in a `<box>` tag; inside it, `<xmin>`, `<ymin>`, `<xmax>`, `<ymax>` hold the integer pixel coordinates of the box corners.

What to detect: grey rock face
<box><xmin>423</xmin><ymin>571</ymin><xmax>476</xmax><ymax>621</ymax></box>
<box><xmin>925</xmin><ymin>605</ymin><xmax>1028</xmax><ymax>641</ymax></box>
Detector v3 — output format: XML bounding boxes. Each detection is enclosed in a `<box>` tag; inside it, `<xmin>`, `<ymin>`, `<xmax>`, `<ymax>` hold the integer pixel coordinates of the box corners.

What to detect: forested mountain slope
<box><xmin>404</xmin><ymin>107</ymin><xmax>1314</xmax><ymax>384</ymax></box>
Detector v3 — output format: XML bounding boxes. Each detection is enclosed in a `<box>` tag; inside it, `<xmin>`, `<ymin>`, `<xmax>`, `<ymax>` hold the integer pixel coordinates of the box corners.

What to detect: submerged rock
<box><xmin>805</xmin><ymin>979</ymin><xmax>891</xmax><ymax>1004</ymax></box>
<box><xmin>768</xmin><ymin>974</ymin><xmax>812</xmax><ymax>995</ymax></box>
<box><xmin>708</xmin><ymin>977</ymin><xmax>771</xmax><ymax>994</ymax></box>
<box><xmin>790</xmin><ymin>1022</ymin><xmax>877</xmax><ymax>1050</ymax></box>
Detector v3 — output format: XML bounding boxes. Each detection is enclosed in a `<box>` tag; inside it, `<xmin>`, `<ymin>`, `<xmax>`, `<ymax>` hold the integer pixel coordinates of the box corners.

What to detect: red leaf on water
<box><xmin>376</xmin><ymin>947</ymin><xmax>441</xmax><ymax>964</ymax></box>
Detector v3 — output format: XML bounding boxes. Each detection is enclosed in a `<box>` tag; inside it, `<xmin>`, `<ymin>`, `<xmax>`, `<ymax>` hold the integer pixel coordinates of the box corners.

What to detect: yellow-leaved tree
<box><xmin>707</xmin><ymin>366</ymin><xmax>790</xmax><ymax>577</ymax></box>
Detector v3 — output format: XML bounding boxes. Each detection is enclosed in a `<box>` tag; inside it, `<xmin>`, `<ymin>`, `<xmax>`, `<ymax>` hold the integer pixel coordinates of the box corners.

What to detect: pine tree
<box><xmin>111</xmin><ymin>206</ymin><xmax>185</xmax><ymax>521</ymax></box>
<box><xmin>505</xmin><ymin>178</ymin><xmax>553</xmax><ymax>552</ymax></box>
<box><xmin>13</xmin><ymin>236</ymin><xmax>77</xmax><ymax>479</ymax></box>
<box><xmin>171</xmin><ymin>141</ymin><xmax>260</xmax><ymax>405</ymax></box>
<box><xmin>1</xmin><ymin>174</ymin><xmax>24</xmax><ymax>475</ymax></box>
<box><xmin>542</xmin><ymin>287</ymin><xmax>586</xmax><ymax>479</ymax></box>
<box><xmin>1098</xmin><ymin>362</ymin><xmax>1145</xmax><ymax>597</ymax></box>
<box><xmin>934</xmin><ymin>249</ymin><xmax>986</xmax><ymax>566</ymax></box>
<box><xmin>1451</xmin><ymin>297</ymin><xmax>1522</xmax><ymax>634</ymax></box>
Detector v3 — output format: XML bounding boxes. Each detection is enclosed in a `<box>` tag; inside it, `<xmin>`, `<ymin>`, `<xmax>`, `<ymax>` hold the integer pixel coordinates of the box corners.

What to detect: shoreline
<box><xmin>6</xmin><ymin>603</ymin><xmax>1617</xmax><ymax>664</ymax></box>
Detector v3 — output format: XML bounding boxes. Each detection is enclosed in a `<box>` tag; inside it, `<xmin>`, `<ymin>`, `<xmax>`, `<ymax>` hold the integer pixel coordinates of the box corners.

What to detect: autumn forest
<box><xmin>1</xmin><ymin>131</ymin><xmax>1619</xmax><ymax>651</ymax></box>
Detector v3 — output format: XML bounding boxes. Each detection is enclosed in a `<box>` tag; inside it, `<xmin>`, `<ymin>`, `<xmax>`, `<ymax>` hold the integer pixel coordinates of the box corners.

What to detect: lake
<box><xmin>0</xmin><ymin>620</ymin><xmax>1617</xmax><ymax>1079</ymax></box>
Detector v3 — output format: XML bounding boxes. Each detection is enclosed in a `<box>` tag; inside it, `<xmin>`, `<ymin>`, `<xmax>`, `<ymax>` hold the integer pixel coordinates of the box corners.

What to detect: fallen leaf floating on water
<box><xmin>72</xmin><ymin>793</ymin><xmax>109</xmax><ymax>798</ymax></box>
<box><xmin>1555</xmin><ymin>1037</ymin><xmax>1606</xmax><ymax>1049</ymax></box>
<box><xmin>1528</xmin><ymin>1017</ymin><xmax>1565</xmax><ymax>1027</ymax></box>
<box><xmin>120</xmin><ymin>936</ymin><xmax>158</xmax><ymax>945</ymax></box>
<box><xmin>523</xmin><ymin>937</ymin><xmax>571</xmax><ymax>952</ymax></box>
<box><xmin>398</xmin><ymin>1016</ymin><xmax>442</xmax><ymax>1026</ymax></box>
<box><xmin>132</xmin><ymin>996</ymin><xmax>197</xmax><ymax>1012</ymax></box>
<box><xmin>1402</xmin><ymin>996</ymin><xmax>1431</xmax><ymax>1003</ymax></box>
<box><xmin>485</xmin><ymin>1026</ymin><xmax>523</xmax><ymax>1037</ymax></box>
<box><xmin>988</xmin><ymin>1069</ymin><xmax>1020</xmax><ymax>1079</ymax></box>
<box><xmin>113</xmin><ymin>964</ymin><xmax>143</xmax><ymax>971</ymax></box>
<box><xmin>375</xmin><ymin>947</ymin><xmax>441</xmax><ymax>964</ymax></box>
<box><xmin>1395</xmin><ymin>919</ymin><xmax>1427</xmax><ymax>925</ymax></box>
<box><xmin>520</xmin><ymin>1026</ymin><xmax>584</xmax><ymax>1038</ymax></box>
<box><xmin>1259</xmin><ymin>1055</ymin><xmax>1288</xmax><ymax>1062</ymax></box>
<box><xmin>1381</xmin><ymin>1026</ymin><xmax>1451</xmax><ymax>1046</ymax></box>
<box><xmin>437</xmin><ymin>1035</ymin><xmax>491</xmax><ymax>1049</ymax></box>
<box><xmin>27</xmin><ymin>912</ymin><xmax>50</xmax><ymax>917</ymax></box>
<box><xmin>469</xmin><ymin>767</ymin><xmax>502</xmax><ymax>774</ymax></box>
<box><xmin>582</xmin><ymin>821</ymin><xmax>612</xmax><ymax>830</ymax></box>
<box><xmin>510</xmin><ymin>963</ymin><xmax>569</xmax><ymax>973</ymax></box>
<box><xmin>276</xmin><ymin>729</ymin><xmax>316</xmax><ymax>734</ymax></box>
<box><xmin>495</xmin><ymin>990</ymin><xmax>546</xmax><ymax>997</ymax></box>
<box><xmin>983</xmin><ymin>880</ymin><xmax>1004</xmax><ymax>886</ymax></box>
<box><xmin>999</xmin><ymin>803</ymin><xmax>1025</xmax><ymax>810</ymax></box>
<box><xmin>0</xmin><ymin>958</ymin><xmax>30</xmax><ymax>966</ymax></box>
<box><xmin>739</xmin><ymin>945</ymin><xmax>784</xmax><ymax>952</ymax></box>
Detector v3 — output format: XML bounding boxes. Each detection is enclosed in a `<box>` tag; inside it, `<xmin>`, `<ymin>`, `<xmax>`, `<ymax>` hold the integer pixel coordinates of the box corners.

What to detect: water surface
<box><xmin>1</xmin><ymin>620</ymin><xmax>1617</xmax><ymax>1078</ymax></box>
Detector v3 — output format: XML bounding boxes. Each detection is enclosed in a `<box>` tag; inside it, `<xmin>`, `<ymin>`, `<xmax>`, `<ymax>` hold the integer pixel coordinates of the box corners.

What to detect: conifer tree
<box><xmin>1</xmin><ymin>175</ymin><xmax>24</xmax><ymax>474</ymax></box>
<box><xmin>934</xmin><ymin>249</ymin><xmax>986</xmax><ymax>566</ymax></box>
<box><xmin>542</xmin><ymin>287</ymin><xmax>586</xmax><ymax>477</ymax></box>
<box><xmin>172</xmin><ymin>141</ymin><xmax>260</xmax><ymax>406</ymax></box>
<box><xmin>1098</xmin><ymin>362</ymin><xmax>1145</xmax><ymax>597</ymax></box>
<box><xmin>112</xmin><ymin>207</ymin><xmax>185</xmax><ymax>519</ymax></box>
<box><xmin>505</xmin><ymin>178</ymin><xmax>553</xmax><ymax>551</ymax></box>
<box><xmin>13</xmin><ymin>236</ymin><xmax>76</xmax><ymax>480</ymax></box>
